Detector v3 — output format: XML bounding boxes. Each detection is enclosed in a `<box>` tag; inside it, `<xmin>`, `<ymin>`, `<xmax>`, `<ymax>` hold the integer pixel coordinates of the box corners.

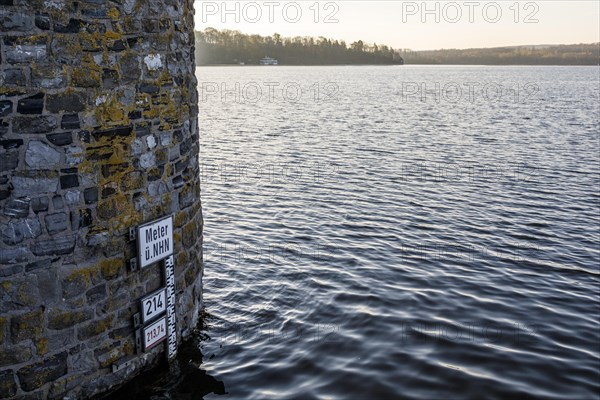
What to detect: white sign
<box><xmin>140</xmin><ymin>288</ymin><xmax>167</xmax><ymax>324</ymax></box>
<box><xmin>143</xmin><ymin>316</ymin><xmax>167</xmax><ymax>350</ymax></box>
<box><xmin>138</xmin><ymin>216</ymin><xmax>174</xmax><ymax>268</ymax></box>
<box><xmin>164</xmin><ymin>256</ymin><xmax>177</xmax><ymax>359</ymax></box>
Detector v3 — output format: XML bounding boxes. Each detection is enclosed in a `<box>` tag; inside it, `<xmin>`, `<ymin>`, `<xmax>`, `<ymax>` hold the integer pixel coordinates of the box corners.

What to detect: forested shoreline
<box><xmin>195</xmin><ymin>28</ymin><xmax>404</xmax><ymax>65</ymax></box>
<box><xmin>195</xmin><ymin>29</ymin><xmax>599</xmax><ymax>66</ymax></box>
<box><xmin>401</xmin><ymin>44</ymin><xmax>599</xmax><ymax>65</ymax></box>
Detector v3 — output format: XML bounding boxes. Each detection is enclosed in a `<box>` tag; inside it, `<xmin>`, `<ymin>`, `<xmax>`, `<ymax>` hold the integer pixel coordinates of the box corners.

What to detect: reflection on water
<box><xmin>117</xmin><ymin>66</ymin><xmax>600</xmax><ymax>399</ymax></box>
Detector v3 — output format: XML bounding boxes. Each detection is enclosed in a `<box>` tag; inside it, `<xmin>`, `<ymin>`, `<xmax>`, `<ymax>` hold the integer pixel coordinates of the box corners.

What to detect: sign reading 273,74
<box><xmin>137</xmin><ymin>216</ymin><xmax>174</xmax><ymax>269</ymax></box>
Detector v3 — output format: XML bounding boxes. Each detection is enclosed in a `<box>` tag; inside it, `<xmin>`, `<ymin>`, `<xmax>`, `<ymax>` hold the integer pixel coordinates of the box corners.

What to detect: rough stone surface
<box><xmin>0</xmin><ymin>0</ymin><xmax>202</xmax><ymax>398</ymax></box>
<box><xmin>45</xmin><ymin>213</ymin><xmax>68</xmax><ymax>234</ymax></box>
<box><xmin>25</xmin><ymin>141</ymin><xmax>61</xmax><ymax>169</ymax></box>
<box><xmin>16</xmin><ymin>352</ymin><xmax>68</xmax><ymax>392</ymax></box>
<box><xmin>11</xmin><ymin>173</ymin><xmax>59</xmax><ymax>197</ymax></box>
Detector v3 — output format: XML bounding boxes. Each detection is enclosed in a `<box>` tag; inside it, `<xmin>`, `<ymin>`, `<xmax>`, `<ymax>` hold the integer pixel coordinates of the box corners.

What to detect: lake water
<box><xmin>120</xmin><ymin>66</ymin><xmax>600</xmax><ymax>399</ymax></box>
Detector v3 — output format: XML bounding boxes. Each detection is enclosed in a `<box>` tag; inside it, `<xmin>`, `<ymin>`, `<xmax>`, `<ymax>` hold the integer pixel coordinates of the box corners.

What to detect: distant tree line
<box><xmin>195</xmin><ymin>28</ymin><xmax>404</xmax><ymax>65</ymax></box>
<box><xmin>195</xmin><ymin>29</ymin><xmax>599</xmax><ymax>66</ymax></box>
<box><xmin>401</xmin><ymin>44</ymin><xmax>600</xmax><ymax>65</ymax></box>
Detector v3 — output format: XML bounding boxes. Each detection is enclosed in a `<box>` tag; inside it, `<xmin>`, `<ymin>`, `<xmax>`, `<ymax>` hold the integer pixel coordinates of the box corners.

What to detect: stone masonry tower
<box><xmin>0</xmin><ymin>0</ymin><xmax>203</xmax><ymax>397</ymax></box>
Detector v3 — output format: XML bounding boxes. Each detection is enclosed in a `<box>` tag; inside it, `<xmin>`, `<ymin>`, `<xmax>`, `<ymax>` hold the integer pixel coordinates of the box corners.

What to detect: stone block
<box><xmin>120</xmin><ymin>171</ymin><xmax>144</xmax><ymax>191</ymax></box>
<box><xmin>1</xmin><ymin>217</ymin><xmax>42</xmax><ymax>245</ymax></box>
<box><xmin>0</xmin><ymin>370</ymin><xmax>17</xmax><ymax>398</ymax></box>
<box><xmin>45</xmin><ymin>212</ymin><xmax>68</xmax><ymax>234</ymax></box>
<box><xmin>83</xmin><ymin>187</ymin><xmax>98</xmax><ymax>204</ymax></box>
<box><xmin>35</xmin><ymin>14</ymin><xmax>50</xmax><ymax>30</ymax></box>
<box><xmin>77</xmin><ymin>316</ymin><xmax>113</xmax><ymax>341</ymax></box>
<box><xmin>140</xmin><ymin>153</ymin><xmax>156</xmax><ymax>169</ymax></box>
<box><xmin>11</xmin><ymin>309</ymin><xmax>44</xmax><ymax>343</ymax></box>
<box><xmin>13</xmin><ymin>115</ymin><xmax>58</xmax><ymax>134</ymax></box>
<box><xmin>70</xmin><ymin>349</ymin><xmax>97</xmax><ymax>372</ymax></box>
<box><xmin>17</xmin><ymin>351</ymin><xmax>68</xmax><ymax>392</ymax></box>
<box><xmin>72</xmin><ymin>67</ymin><xmax>102</xmax><ymax>88</ymax></box>
<box><xmin>0</xmin><ymin>139</ymin><xmax>23</xmax><ymax>150</ymax></box>
<box><xmin>0</xmin><ymin>101</ymin><xmax>12</xmax><ymax>117</ymax></box>
<box><xmin>12</xmin><ymin>172</ymin><xmax>58</xmax><ymax>197</ymax></box>
<box><xmin>47</xmin><ymin>132</ymin><xmax>73</xmax><ymax>146</ymax></box>
<box><xmin>32</xmin><ymin>235</ymin><xmax>76</xmax><ymax>256</ymax></box>
<box><xmin>48</xmin><ymin>308</ymin><xmax>94</xmax><ymax>330</ymax></box>
<box><xmin>46</xmin><ymin>92</ymin><xmax>86</xmax><ymax>113</ymax></box>
<box><xmin>3</xmin><ymin>197</ymin><xmax>29</xmax><ymax>217</ymax></box>
<box><xmin>86</xmin><ymin>284</ymin><xmax>107</xmax><ymax>303</ymax></box>
<box><xmin>25</xmin><ymin>258</ymin><xmax>52</xmax><ymax>272</ymax></box>
<box><xmin>5</xmin><ymin>43</ymin><xmax>47</xmax><ymax>64</ymax></box>
<box><xmin>25</xmin><ymin>140</ymin><xmax>61</xmax><ymax>169</ymax></box>
<box><xmin>36</xmin><ymin>269</ymin><xmax>60</xmax><ymax>304</ymax></box>
<box><xmin>54</xmin><ymin>18</ymin><xmax>84</xmax><ymax>33</ymax></box>
<box><xmin>72</xmin><ymin>208</ymin><xmax>92</xmax><ymax>230</ymax></box>
<box><xmin>31</xmin><ymin>65</ymin><xmax>66</xmax><ymax>89</ymax></box>
<box><xmin>102</xmin><ymin>68</ymin><xmax>120</xmax><ymax>89</ymax></box>
<box><xmin>3</xmin><ymin>69</ymin><xmax>26</xmax><ymax>87</ymax></box>
<box><xmin>31</xmin><ymin>196</ymin><xmax>49</xmax><ymax>213</ymax></box>
<box><xmin>65</xmin><ymin>145</ymin><xmax>84</xmax><ymax>165</ymax></box>
<box><xmin>61</xmin><ymin>114</ymin><xmax>80</xmax><ymax>129</ymax></box>
<box><xmin>0</xmin><ymin>150</ymin><xmax>18</xmax><ymax>172</ymax></box>
<box><xmin>97</xmin><ymin>292</ymin><xmax>129</xmax><ymax>314</ymax></box>
<box><xmin>0</xmin><ymin>247</ymin><xmax>30</xmax><ymax>264</ymax></box>
<box><xmin>60</xmin><ymin>264</ymin><xmax>99</xmax><ymax>298</ymax></box>
<box><xmin>17</xmin><ymin>93</ymin><xmax>44</xmax><ymax>114</ymax></box>
<box><xmin>60</xmin><ymin>174</ymin><xmax>79</xmax><ymax>189</ymax></box>
<box><xmin>0</xmin><ymin>265</ymin><xmax>23</xmax><ymax>277</ymax></box>
<box><xmin>0</xmin><ymin>10</ymin><xmax>32</xmax><ymax>30</ymax></box>
<box><xmin>52</xmin><ymin>195</ymin><xmax>64</xmax><ymax>210</ymax></box>
<box><xmin>0</xmin><ymin>278</ymin><xmax>39</xmax><ymax>313</ymax></box>
<box><xmin>0</xmin><ymin>344</ymin><xmax>32</xmax><ymax>367</ymax></box>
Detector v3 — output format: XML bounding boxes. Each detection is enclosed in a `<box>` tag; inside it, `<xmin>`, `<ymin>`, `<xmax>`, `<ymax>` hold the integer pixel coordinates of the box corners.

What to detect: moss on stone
<box><xmin>99</xmin><ymin>259</ymin><xmax>123</xmax><ymax>280</ymax></box>
<box><xmin>66</xmin><ymin>266</ymin><xmax>97</xmax><ymax>284</ymax></box>
<box><xmin>107</xmin><ymin>7</ymin><xmax>120</xmax><ymax>21</ymax></box>
<box><xmin>0</xmin><ymin>317</ymin><xmax>7</xmax><ymax>342</ymax></box>
<box><xmin>94</xmin><ymin>96</ymin><xmax>129</xmax><ymax>127</ymax></box>
<box><xmin>78</xmin><ymin>316</ymin><xmax>114</xmax><ymax>341</ymax></box>
<box><xmin>35</xmin><ymin>338</ymin><xmax>49</xmax><ymax>356</ymax></box>
<box><xmin>48</xmin><ymin>308</ymin><xmax>93</xmax><ymax>330</ymax></box>
<box><xmin>11</xmin><ymin>310</ymin><xmax>44</xmax><ymax>343</ymax></box>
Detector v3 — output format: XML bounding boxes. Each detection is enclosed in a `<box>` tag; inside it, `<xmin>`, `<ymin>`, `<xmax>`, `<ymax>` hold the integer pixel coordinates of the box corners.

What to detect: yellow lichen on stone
<box><xmin>99</xmin><ymin>259</ymin><xmax>123</xmax><ymax>280</ymax></box>
<box><xmin>35</xmin><ymin>338</ymin><xmax>49</xmax><ymax>355</ymax></box>
<box><xmin>174</xmin><ymin>211</ymin><xmax>187</xmax><ymax>228</ymax></box>
<box><xmin>0</xmin><ymin>317</ymin><xmax>6</xmax><ymax>342</ymax></box>
<box><xmin>112</xmin><ymin>193</ymin><xmax>143</xmax><ymax>232</ymax></box>
<box><xmin>66</xmin><ymin>266</ymin><xmax>98</xmax><ymax>284</ymax></box>
<box><xmin>104</xmin><ymin>30</ymin><xmax>122</xmax><ymax>40</ymax></box>
<box><xmin>94</xmin><ymin>95</ymin><xmax>129</xmax><ymax>127</ymax></box>
<box><xmin>107</xmin><ymin>7</ymin><xmax>120</xmax><ymax>21</ymax></box>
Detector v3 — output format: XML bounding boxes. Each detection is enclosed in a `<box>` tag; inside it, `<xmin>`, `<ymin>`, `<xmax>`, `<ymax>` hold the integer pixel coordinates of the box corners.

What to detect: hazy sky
<box><xmin>193</xmin><ymin>1</ymin><xmax>599</xmax><ymax>50</ymax></box>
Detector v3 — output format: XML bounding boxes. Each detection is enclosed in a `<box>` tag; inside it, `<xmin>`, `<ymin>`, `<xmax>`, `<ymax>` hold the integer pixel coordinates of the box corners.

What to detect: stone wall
<box><xmin>0</xmin><ymin>0</ymin><xmax>203</xmax><ymax>398</ymax></box>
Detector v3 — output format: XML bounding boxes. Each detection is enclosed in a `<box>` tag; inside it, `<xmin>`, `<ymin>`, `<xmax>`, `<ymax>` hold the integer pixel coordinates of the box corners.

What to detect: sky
<box><xmin>193</xmin><ymin>1</ymin><xmax>600</xmax><ymax>50</ymax></box>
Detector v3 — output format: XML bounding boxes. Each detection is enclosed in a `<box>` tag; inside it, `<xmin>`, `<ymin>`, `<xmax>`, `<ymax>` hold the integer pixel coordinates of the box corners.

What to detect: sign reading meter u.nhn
<box><xmin>138</xmin><ymin>216</ymin><xmax>174</xmax><ymax>268</ymax></box>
